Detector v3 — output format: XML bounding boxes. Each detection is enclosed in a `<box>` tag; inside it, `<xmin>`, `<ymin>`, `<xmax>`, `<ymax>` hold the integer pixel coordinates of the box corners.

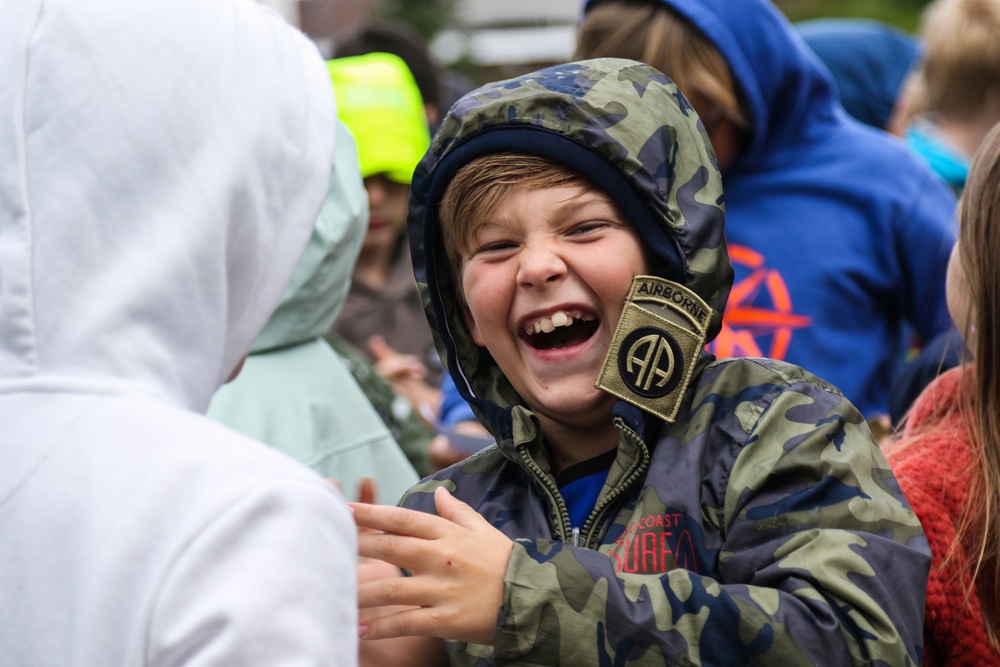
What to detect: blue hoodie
<box><xmin>584</xmin><ymin>0</ymin><xmax>957</xmax><ymax>418</ymax></box>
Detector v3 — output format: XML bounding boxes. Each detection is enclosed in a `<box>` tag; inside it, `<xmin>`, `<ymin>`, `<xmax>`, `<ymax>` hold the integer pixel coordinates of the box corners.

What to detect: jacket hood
<box><xmin>250</xmin><ymin>121</ymin><xmax>368</xmax><ymax>354</ymax></box>
<box><xmin>0</xmin><ymin>0</ymin><xmax>335</xmax><ymax>412</ymax></box>
<box><xmin>584</xmin><ymin>0</ymin><xmax>840</xmax><ymax>174</ymax></box>
<box><xmin>408</xmin><ymin>57</ymin><xmax>731</xmax><ymax>433</ymax></box>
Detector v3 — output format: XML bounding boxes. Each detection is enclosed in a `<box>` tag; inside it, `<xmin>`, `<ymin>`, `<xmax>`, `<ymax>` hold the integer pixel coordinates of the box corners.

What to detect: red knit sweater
<box><xmin>887</xmin><ymin>367</ymin><xmax>1000</xmax><ymax>666</ymax></box>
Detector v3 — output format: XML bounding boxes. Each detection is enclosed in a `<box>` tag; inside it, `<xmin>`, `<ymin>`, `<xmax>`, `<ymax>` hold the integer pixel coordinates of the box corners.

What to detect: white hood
<box><xmin>0</xmin><ymin>0</ymin><xmax>335</xmax><ymax>412</ymax></box>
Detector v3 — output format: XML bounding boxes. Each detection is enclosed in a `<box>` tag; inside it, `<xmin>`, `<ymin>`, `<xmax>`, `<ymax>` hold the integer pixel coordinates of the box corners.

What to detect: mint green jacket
<box><xmin>208</xmin><ymin>122</ymin><xmax>418</xmax><ymax>504</ymax></box>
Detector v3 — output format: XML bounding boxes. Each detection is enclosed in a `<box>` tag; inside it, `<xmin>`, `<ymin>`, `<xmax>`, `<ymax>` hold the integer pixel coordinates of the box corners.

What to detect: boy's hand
<box><xmin>352</xmin><ymin>486</ymin><xmax>512</xmax><ymax>646</ymax></box>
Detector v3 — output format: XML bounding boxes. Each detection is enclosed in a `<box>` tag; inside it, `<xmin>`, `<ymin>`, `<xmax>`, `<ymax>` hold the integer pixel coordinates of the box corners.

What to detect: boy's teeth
<box><xmin>527</xmin><ymin>310</ymin><xmax>576</xmax><ymax>335</ymax></box>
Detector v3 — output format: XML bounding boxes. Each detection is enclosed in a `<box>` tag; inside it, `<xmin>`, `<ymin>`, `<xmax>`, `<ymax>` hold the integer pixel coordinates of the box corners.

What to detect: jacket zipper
<box><xmin>579</xmin><ymin>424</ymin><xmax>651</xmax><ymax>549</ymax></box>
<box><xmin>516</xmin><ymin>421</ymin><xmax>651</xmax><ymax>548</ymax></box>
<box><xmin>516</xmin><ymin>446</ymin><xmax>573</xmax><ymax>543</ymax></box>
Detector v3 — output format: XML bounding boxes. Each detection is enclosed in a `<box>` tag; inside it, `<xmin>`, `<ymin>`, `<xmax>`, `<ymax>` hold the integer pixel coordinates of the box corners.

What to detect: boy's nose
<box><xmin>516</xmin><ymin>245</ymin><xmax>567</xmax><ymax>288</ymax></box>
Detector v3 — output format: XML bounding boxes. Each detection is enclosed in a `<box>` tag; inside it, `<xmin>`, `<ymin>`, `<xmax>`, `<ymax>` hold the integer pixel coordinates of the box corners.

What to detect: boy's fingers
<box><xmin>358</xmin><ymin>530</ymin><xmax>449</xmax><ymax>572</ymax></box>
<box><xmin>358</xmin><ymin>531</ymin><xmax>411</xmax><ymax>569</ymax></box>
<box><xmin>433</xmin><ymin>486</ymin><xmax>483</xmax><ymax>530</ymax></box>
<box><xmin>350</xmin><ymin>502</ymin><xmax>446</xmax><ymax>538</ymax></box>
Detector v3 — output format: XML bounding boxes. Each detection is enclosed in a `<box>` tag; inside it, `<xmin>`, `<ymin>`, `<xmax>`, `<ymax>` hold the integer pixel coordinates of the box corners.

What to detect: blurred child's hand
<box><xmin>367</xmin><ymin>335</ymin><xmax>427</xmax><ymax>382</ymax></box>
<box><xmin>355</xmin><ymin>477</ymin><xmax>410</xmax><ymax>624</ymax></box>
<box><xmin>367</xmin><ymin>335</ymin><xmax>442</xmax><ymax>422</ymax></box>
<box><xmin>352</xmin><ymin>486</ymin><xmax>512</xmax><ymax>646</ymax></box>
<box><xmin>428</xmin><ymin>434</ymin><xmax>470</xmax><ymax>472</ymax></box>
<box><xmin>354</xmin><ymin>477</ymin><xmax>447</xmax><ymax>667</ymax></box>
<box><xmin>428</xmin><ymin>421</ymin><xmax>493</xmax><ymax>471</ymax></box>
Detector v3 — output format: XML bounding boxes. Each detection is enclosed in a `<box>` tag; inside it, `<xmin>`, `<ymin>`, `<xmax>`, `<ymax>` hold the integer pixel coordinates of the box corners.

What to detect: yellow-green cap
<box><xmin>326</xmin><ymin>52</ymin><xmax>430</xmax><ymax>185</ymax></box>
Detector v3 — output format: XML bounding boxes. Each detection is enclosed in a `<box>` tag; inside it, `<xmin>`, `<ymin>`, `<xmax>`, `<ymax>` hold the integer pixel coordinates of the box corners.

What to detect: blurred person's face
<box><xmin>363</xmin><ymin>174</ymin><xmax>409</xmax><ymax>254</ymax></box>
<box><xmin>686</xmin><ymin>92</ymin><xmax>740</xmax><ymax>171</ymax></box>
<box><xmin>946</xmin><ymin>239</ymin><xmax>974</xmax><ymax>353</ymax></box>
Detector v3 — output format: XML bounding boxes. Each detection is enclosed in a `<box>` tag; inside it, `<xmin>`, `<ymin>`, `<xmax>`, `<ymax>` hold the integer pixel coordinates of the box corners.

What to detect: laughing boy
<box><xmin>352</xmin><ymin>58</ymin><xmax>931</xmax><ymax>666</ymax></box>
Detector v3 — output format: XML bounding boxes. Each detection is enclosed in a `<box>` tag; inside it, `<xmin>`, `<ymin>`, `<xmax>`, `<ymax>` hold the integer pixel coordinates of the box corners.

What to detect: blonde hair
<box><xmin>438</xmin><ymin>153</ymin><xmax>593</xmax><ymax>273</ymax></box>
<box><xmin>574</xmin><ymin>1</ymin><xmax>747</xmax><ymax>128</ymax></box>
<box><xmin>911</xmin><ymin>0</ymin><xmax>1000</xmax><ymax>119</ymax></box>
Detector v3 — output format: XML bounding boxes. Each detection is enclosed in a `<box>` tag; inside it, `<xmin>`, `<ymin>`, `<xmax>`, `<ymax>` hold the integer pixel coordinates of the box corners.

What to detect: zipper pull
<box><xmin>571</xmin><ymin>527</ymin><xmax>581</xmax><ymax>547</ymax></box>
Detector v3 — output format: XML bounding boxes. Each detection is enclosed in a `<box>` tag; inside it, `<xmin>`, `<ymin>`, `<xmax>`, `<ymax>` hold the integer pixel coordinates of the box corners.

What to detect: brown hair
<box><xmin>948</xmin><ymin>121</ymin><xmax>1000</xmax><ymax>644</ymax></box>
<box><xmin>910</xmin><ymin>0</ymin><xmax>1000</xmax><ymax>120</ymax></box>
<box><xmin>574</xmin><ymin>1</ymin><xmax>747</xmax><ymax>128</ymax></box>
<box><xmin>438</xmin><ymin>153</ymin><xmax>594</xmax><ymax>273</ymax></box>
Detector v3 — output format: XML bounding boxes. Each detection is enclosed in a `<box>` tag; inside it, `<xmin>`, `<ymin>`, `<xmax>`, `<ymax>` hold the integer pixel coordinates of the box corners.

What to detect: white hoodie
<box><xmin>0</xmin><ymin>0</ymin><xmax>356</xmax><ymax>665</ymax></box>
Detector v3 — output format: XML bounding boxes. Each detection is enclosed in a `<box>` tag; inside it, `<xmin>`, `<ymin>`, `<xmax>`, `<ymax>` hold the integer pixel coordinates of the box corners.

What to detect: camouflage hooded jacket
<box><xmin>403</xmin><ymin>58</ymin><xmax>930</xmax><ymax>666</ymax></box>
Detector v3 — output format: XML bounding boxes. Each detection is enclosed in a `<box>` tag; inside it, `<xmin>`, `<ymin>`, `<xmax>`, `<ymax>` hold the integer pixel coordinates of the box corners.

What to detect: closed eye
<box><xmin>568</xmin><ymin>221</ymin><xmax>612</xmax><ymax>236</ymax></box>
<box><xmin>473</xmin><ymin>240</ymin><xmax>518</xmax><ymax>255</ymax></box>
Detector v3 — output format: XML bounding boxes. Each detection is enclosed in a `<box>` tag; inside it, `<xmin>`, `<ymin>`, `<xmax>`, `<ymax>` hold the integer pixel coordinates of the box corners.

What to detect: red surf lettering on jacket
<box><xmin>609</xmin><ymin>513</ymin><xmax>698</xmax><ymax>574</ymax></box>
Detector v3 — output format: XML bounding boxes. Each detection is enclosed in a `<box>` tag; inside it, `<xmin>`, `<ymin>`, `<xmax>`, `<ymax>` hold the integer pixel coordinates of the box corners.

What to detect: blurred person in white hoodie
<box><xmin>0</xmin><ymin>0</ymin><xmax>357</xmax><ymax>665</ymax></box>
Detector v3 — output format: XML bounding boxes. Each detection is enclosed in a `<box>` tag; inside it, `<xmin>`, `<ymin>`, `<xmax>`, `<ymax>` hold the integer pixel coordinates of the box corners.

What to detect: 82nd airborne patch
<box><xmin>597</xmin><ymin>276</ymin><xmax>710</xmax><ymax>423</ymax></box>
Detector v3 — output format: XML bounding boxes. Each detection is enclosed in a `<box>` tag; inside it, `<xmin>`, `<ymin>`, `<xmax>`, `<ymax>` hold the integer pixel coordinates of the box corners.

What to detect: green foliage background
<box><xmin>377</xmin><ymin>0</ymin><xmax>455</xmax><ymax>40</ymax></box>
<box><xmin>378</xmin><ymin>0</ymin><xmax>933</xmax><ymax>38</ymax></box>
<box><xmin>374</xmin><ymin>0</ymin><xmax>933</xmax><ymax>86</ymax></box>
<box><xmin>777</xmin><ymin>0</ymin><xmax>931</xmax><ymax>32</ymax></box>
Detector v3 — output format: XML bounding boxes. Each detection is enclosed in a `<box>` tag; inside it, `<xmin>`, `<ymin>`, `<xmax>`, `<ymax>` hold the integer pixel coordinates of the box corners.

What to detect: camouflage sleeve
<box><xmin>488</xmin><ymin>378</ymin><xmax>930</xmax><ymax>666</ymax></box>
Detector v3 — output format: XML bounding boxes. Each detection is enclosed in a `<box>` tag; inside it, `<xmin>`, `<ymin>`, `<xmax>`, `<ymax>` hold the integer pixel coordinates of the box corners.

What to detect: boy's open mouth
<box><xmin>521</xmin><ymin>309</ymin><xmax>599</xmax><ymax>351</ymax></box>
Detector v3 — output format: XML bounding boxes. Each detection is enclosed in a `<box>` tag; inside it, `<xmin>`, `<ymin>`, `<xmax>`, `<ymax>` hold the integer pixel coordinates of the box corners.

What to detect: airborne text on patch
<box><xmin>636</xmin><ymin>278</ymin><xmax>709</xmax><ymax>327</ymax></box>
